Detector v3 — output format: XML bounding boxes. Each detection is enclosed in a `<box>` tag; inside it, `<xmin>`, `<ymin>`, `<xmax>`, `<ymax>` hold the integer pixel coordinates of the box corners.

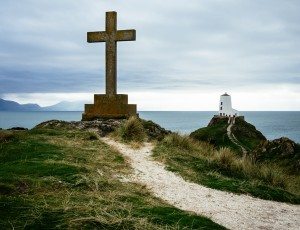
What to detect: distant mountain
<box><xmin>0</xmin><ymin>98</ymin><xmax>42</xmax><ymax>111</ymax></box>
<box><xmin>43</xmin><ymin>101</ymin><xmax>84</xmax><ymax>111</ymax></box>
<box><xmin>0</xmin><ymin>98</ymin><xmax>84</xmax><ymax>111</ymax></box>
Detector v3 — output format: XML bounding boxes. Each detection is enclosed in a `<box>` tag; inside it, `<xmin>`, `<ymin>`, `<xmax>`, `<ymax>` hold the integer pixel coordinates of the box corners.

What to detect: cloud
<box><xmin>0</xmin><ymin>0</ymin><xmax>299</xmax><ymax>109</ymax></box>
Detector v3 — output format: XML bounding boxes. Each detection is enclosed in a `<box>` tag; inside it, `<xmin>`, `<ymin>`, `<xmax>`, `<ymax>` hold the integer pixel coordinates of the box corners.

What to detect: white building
<box><xmin>219</xmin><ymin>93</ymin><xmax>239</xmax><ymax>117</ymax></box>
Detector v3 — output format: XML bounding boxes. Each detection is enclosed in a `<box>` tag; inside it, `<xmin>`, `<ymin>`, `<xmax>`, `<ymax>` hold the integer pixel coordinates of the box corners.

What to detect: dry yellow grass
<box><xmin>112</xmin><ymin>116</ymin><xmax>146</xmax><ymax>147</ymax></box>
<box><xmin>153</xmin><ymin>133</ymin><xmax>300</xmax><ymax>202</ymax></box>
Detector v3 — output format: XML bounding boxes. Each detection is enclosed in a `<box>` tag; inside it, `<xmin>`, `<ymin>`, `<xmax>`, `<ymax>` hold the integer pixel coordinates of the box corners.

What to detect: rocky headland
<box><xmin>190</xmin><ymin>116</ymin><xmax>300</xmax><ymax>173</ymax></box>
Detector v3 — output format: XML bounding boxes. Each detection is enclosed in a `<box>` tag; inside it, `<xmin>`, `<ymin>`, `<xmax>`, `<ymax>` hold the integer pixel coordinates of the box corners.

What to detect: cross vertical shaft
<box><xmin>106</xmin><ymin>12</ymin><xmax>117</xmax><ymax>95</ymax></box>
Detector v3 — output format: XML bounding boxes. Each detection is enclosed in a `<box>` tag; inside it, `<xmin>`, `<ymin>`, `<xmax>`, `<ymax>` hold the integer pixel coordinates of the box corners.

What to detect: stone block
<box><xmin>82</xmin><ymin>94</ymin><xmax>137</xmax><ymax>121</ymax></box>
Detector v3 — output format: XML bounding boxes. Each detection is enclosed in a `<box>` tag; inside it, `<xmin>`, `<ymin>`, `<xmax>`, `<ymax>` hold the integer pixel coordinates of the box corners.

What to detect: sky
<box><xmin>0</xmin><ymin>0</ymin><xmax>299</xmax><ymax>111</ymax></box>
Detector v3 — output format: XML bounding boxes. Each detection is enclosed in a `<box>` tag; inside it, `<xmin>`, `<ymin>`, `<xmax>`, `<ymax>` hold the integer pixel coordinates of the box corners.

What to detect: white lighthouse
<box><xmin>219</xmin><ymin>93</ymin><xmax>239</xmax><ymax>117</ymax></box>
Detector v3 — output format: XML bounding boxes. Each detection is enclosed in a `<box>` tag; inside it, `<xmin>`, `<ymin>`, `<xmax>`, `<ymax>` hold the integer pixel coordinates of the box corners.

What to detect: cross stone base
<box><xmin>82</xmin><ymin>94</ymin><xmax>137</xmax><ymax>121</ymax></box>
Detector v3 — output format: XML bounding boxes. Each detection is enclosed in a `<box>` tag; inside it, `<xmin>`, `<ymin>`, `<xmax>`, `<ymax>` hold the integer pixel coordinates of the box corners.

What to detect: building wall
<box><xmin>219</xmin><ymin>95</ymin><xmax>239</xmax><ymax>116</ymax></box>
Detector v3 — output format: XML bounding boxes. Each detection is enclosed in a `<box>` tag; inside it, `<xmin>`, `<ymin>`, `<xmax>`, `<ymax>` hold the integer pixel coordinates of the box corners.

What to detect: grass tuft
<box><xmin>213</xmin><ymin>147</ymin><xmax>236</xmax><ymax>169</ymax></box>
<box><xmin>0</xmin><ymin>131</ymin><xmax>16</xmax><ymax>143</ymax></box>
<box><xmin>115</xmin><ymin>116</ymin><xmax>146</xmax><ymax>143</ymax></box>
<box><xmin>163</xmin><ymin>133</ymin><xmax>200</xmax><ymax>151</ymax></box>
<box><xmin>258</xmin><ymin>164</ymin><xmax>287</xmax><ymax>188</ymax></box>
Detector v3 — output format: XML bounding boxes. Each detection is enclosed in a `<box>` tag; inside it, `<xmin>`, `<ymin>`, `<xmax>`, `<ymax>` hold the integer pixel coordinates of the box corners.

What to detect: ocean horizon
<box><xmin>0</xmin><ymin>111</ymin><xmax>299</xmax><ymax>143</ymax></box>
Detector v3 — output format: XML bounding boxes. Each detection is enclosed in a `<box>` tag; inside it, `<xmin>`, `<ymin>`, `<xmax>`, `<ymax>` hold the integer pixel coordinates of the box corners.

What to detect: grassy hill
<box><xmin>190</xmin><ymin>116</ymin><xmax>266</xmax><ymax>153</ymax></box>
<box><xmin>231</xmin><ymin>117</ymin><xmax>266</xmax><ymax>150</ymax></box>
<box><xmin>190</xmin><ymin>116</ymin><xmax>299</xmax><ymax>174</ymax></box>
<box><xmin>0</xmin><ymin>126</ymin><xmax>224</xmax><ymax>229</ymax></box>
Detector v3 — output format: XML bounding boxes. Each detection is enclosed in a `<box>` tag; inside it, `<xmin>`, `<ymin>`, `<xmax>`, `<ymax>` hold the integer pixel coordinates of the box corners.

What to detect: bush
<box><xmin>116</xmin><ymin>116</ymin><xmax>146</xmax><ymax>143</ymax></box>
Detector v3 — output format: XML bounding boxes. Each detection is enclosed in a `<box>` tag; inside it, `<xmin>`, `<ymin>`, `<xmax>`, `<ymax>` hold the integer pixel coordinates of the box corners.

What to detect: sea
<box><xmin>0</xmin><ymin>111</ymin><xmax>299</xmax><ymax>143</ymax></box>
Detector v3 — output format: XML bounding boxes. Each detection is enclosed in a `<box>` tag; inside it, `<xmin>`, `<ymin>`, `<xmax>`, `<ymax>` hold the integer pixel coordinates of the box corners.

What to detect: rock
<box><xmin>252</xmin><ymin>137</ymin><xmax>300</xmax><ymax>173</ymax></box>
<box><xmin>141</xmin><ymin>119</ymin><xmax>171</xmax><ymax>141</ymax></box>
<box><xmin>34</xmin><ymin>118</ymin><xmax>171</xmax><ymax>140</ymax></box>
<box><xmin>207</xmin><ymin>116</ymin><xmax>228</xmax><ymax>127</ymax></box>
<box><xmin>7</xmin><ymin>127</ymin><xmax>28</xmax><ymax>131</ymax></box>
<box><xmin>253</xmin><ymin>137</ymin><xmax>298</xmax><ymax>159</ymax></box>
<box><xmin>35</xmin><ymin>119</ymin><xmax>124</xmax><ymax>137</ymax></box>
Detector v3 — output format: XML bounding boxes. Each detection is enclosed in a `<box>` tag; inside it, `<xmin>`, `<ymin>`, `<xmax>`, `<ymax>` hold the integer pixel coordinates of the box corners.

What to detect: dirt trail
<box><xmin>102</xmin><ymin>137</ymin><xmax>300</xmax><ymax>230</ymax></box>
<box><xmin>227</xmin><ymin>117</ymin><xmax>247</xmax><ymax>154</ymax></box>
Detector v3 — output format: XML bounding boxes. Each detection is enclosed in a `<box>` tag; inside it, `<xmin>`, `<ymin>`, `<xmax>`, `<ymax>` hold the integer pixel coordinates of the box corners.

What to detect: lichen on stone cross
<box><xmin>87</xmin><ymin>11</ymin><xmax>136</xmax><ymax>95</ymax></box>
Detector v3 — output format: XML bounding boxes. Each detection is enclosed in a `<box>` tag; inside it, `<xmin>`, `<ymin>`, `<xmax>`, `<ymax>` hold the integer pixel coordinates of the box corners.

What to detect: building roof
<box><xmin>222</xmin><ymin>93</ymin><xmax>230</xmax><ymax>96</ymax></box>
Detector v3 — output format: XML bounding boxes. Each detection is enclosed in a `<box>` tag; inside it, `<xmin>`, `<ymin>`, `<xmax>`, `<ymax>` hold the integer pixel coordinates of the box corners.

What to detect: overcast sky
<box><xmin>0</xmin><ymin>0</ymin><xmax>299</xmax><ymax>110</ymax></box>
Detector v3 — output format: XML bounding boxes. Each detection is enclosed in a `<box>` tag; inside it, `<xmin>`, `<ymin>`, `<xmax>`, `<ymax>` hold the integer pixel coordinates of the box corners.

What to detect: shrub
<box><xmin>116</xmin><ymin>116</ymin><xmax>146</xmax><ymax>143</ymax></box>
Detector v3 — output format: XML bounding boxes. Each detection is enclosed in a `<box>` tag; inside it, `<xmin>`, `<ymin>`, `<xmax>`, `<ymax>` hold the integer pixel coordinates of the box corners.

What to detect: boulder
<box><xmin>141</xmin><ymin>119</ymin><xmax>171</xmax><ymax>141</ymax></box>
<box><xmin>252</xmin><ymin>137</ymin><xmax>300</xmax><ymax>173</ymax></box>
<box><xmin>253</xmin><ymin>137</ymin><xmax>298</xmax><ymax>159</ymax></box>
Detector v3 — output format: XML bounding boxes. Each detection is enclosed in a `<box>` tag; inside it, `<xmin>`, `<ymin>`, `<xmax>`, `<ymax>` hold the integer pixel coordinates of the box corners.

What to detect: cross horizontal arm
<box><xmin>87</xmin><ymin>31</ymin><xmax>107</xmax><ymax>43</ymax></box>
<box><xmin>116</xmin><ymin>30</ymin><xmax>136</xmax><ymax>41</ymax></box>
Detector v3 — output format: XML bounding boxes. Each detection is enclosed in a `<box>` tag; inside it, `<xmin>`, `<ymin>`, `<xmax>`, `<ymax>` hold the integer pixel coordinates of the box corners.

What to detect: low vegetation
<box><xmin>0</xmin><ymin>127</ymin><xmax>225</xmax><ymax>229</ymax></box>
<box><xmin>153</xmin><ymin>133</ymin><xmax>300</xmax><ymax>204</ymax></box>
<box><xmin>0</xmin><ymin>131</ymin><xmax>16</xmax><ymax>143</ymax></box>
<box><xmin>113</xmin><ymin>116</ymin><xmax>146</xmax><ymax>144</ymax></box>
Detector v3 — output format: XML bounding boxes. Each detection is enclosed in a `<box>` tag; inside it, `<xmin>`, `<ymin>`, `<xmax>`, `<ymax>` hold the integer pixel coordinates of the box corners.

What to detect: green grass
<box><xmin>231</xmin><ymin>117</ymin><xmax>266</xmax><ymax>150</ymax></box>
<box><xmin>190</xmin><ymin>118</ymin><xmax>240</xmax><ymax>152</ymax></box>
<box><xmin>0</xmin><ymin>128</ymin><xmax>225</xmax><ymax>229</ymax></box>
<box><xmin>153</xmin><ymin>133</ymin><xmax>300</xmax><ymax>204</ymax></box>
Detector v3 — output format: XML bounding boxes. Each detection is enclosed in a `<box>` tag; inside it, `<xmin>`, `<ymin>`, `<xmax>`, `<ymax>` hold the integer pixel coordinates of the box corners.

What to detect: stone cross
<box><xmin>87</xmin><ymin>11</ymin><xmax>136</xmax><ymax>95</ymax></box>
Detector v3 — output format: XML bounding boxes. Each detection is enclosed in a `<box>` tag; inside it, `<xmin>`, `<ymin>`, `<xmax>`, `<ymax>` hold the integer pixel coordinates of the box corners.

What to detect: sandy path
<box><xmin>102</xmin><ymin>138</ymin><xmax>300</xmax><ymax>230</ymax></box>
<box><xmin>227</xmin><ymin>118</ymin><xmax>247</xmax><ymax>154</ymax></box>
